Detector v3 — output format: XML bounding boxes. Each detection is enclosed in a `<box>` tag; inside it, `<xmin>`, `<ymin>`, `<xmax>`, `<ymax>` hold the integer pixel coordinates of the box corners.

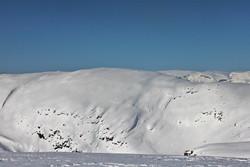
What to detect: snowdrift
<box><xmin>0</xmin><ymin>68</ymin><xmax>250</xmax><ymax>158</ymax></box>
<box><xmin>193</xmin><ymin>141</ymin><xmax>250</xmax><ymax>158</ymax></box>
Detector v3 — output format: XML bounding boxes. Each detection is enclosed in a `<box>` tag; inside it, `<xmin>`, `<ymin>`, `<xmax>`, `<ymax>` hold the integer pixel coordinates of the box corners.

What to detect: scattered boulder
<box><xmin>184</xmin><ymin>150</ymin><xmax>193</xmax><ymax>156</ymax></box>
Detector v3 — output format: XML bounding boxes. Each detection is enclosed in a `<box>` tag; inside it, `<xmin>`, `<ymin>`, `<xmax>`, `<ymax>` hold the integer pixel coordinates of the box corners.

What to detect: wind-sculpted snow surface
<box><xmin>0</xmin><ymin>68</ymin><xmax>250</xmax><ymax>158</ymax></box>
<box><xmin>0</xmin><ymin>152</ymin><xmax>250</xmax><ymax>167</ymax></box>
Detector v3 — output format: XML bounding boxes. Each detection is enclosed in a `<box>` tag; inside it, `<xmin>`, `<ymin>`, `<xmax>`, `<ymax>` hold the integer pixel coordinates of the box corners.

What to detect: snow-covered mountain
<box><xmin>0</xmin><ymin>68</ymin><xmax>250</xmax><ymax>158</ymax></box>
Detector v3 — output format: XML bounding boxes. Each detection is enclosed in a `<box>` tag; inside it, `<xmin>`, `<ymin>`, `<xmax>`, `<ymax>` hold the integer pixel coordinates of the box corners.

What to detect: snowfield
<box><xmin>0</xmin><ymin>68</ymin><xmax>250</xmax><ymax>165</ymax></box>
<box><xmin>0</xmin><ymin>152</ymin><xmax>250</xmax><ymax>167</ymax></box>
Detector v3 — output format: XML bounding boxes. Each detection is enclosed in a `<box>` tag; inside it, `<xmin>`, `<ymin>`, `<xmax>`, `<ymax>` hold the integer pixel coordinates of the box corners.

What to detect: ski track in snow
<box><xmin>0</xmin><ymin>152</ymin><xmax>249</xmax><ymax>167</ymax></box>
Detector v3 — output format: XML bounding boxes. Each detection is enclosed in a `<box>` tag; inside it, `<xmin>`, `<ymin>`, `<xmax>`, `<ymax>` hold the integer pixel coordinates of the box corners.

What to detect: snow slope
<box><xmin>0</xmin><ymin>68</ymin><xmax>250</xmax><ymax>158</ymax></box>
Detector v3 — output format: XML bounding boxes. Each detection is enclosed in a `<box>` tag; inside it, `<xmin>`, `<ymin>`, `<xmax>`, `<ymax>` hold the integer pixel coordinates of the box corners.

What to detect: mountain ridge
<box><xmin>0</xmin><ymin>68</ymin><xmax>250</xmax><ymax>157</ymax></box>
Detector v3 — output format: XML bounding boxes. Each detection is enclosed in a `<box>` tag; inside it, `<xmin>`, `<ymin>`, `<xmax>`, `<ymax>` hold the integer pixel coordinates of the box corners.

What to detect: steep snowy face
<box><xmin>0</xmin><ymin>68</ymin><xmax>250</xmax><ymax>156</ymax></box>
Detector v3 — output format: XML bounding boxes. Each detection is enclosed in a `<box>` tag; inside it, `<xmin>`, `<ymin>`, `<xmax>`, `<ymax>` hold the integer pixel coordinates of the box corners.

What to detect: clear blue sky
<box><xmin>0</xmin><ymin>0</ymin><xmax>250</xmax><ymax>73</ymax></box>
